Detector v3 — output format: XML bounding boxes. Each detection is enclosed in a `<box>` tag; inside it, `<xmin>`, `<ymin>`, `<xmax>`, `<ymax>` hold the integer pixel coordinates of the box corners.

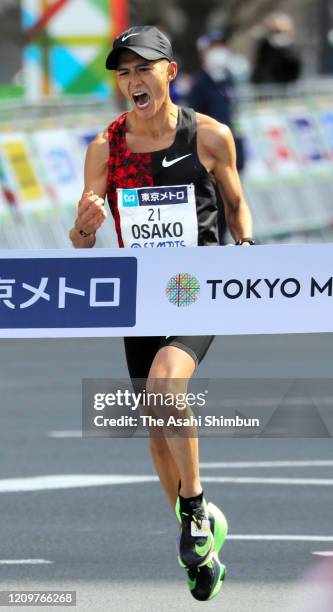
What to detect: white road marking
<box><xmin>202</xmin><ymin>476</ymin><xmax>333</xmax><ymax>485</ymax></box>
<box><xmin>228</xmin><ymin>535</ymin><xmax>333</xmax><ymax>542</ymax></box>
<box><xmin>0</xmin><ymin>559</ymin><xmax>52</xmax><ymax>564</ymax></box>
<box><xmin>200</xmin><ymin>460</ymin><xmax>333</xmax><ymax>469</ymax></box>
<box><xmin>0</xmin><ymin>475</ymin><xmax>158</xmax><ymax>493</ymax></box>
<box><xmin>48</xmin><ymin>431</ymin><xmax>82</xmax><ymax>438</ymax></box>
<box><xmin>311</xmin><ymin>550</ymin><xmax>333</xmax><ymax>556</ymax></box>
<box><xmin>1</xmin><ymin>474</ymin><xmax>333</xmax><ymax>493</ymax></box>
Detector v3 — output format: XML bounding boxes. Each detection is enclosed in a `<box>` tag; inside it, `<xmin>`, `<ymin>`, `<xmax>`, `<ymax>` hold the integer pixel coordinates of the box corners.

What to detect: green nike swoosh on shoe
<box><xmin>187</xmin><ymin>575</ymin><xmax>196</xmax><ymax>590</ymax></box>
<box><xmin>195</xmin><ymin>535</ymin><xmax>213</xmax><ymax>558</ymax></box>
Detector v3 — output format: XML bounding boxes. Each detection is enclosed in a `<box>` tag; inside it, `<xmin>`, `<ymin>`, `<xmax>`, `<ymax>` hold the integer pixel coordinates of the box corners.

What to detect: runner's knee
<box><xmin>146</xmin><ymin>376</ymin><xmax>188</xmax><ymax>396</ymax></box>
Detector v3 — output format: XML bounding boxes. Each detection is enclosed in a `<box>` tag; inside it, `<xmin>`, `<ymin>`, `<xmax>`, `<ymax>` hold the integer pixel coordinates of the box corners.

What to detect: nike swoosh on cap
<box><xmin>162</xmin><ymin>154</ymin><xmax>192</xmax><ymax>168</ymax></box>
<box><xmin>121</xmin><ymin>32</ymin><xmax>141</xmax><ymax>42</ymax></box>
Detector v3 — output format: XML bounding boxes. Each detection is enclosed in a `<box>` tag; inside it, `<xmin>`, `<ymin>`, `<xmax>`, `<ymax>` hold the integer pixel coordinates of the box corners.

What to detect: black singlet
<box><xmin>107</xmin><ymin>106</ymin><xmax>219</xmax><ymax>248</ymax></box>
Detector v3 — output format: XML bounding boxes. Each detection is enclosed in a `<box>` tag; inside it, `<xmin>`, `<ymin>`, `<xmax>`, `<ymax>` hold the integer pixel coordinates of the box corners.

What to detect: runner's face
<box><xmin>116</xmin><ymin>51</ymin><xmax>176</xmax><ymax>117</ymax></box>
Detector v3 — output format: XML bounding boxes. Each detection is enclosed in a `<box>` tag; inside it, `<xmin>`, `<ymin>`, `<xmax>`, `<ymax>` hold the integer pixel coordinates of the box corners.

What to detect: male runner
<box><xmin>69</xmin><ymin>25</ymin><xmax>254</xmax><ymax>601</ymax></box>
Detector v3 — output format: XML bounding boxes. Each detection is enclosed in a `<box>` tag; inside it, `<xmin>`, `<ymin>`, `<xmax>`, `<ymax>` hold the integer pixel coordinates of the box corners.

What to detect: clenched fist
<box><xmin>75</xmin><ymin>190</ymin><xmax>107</xmax><ymax>236</ymax></box>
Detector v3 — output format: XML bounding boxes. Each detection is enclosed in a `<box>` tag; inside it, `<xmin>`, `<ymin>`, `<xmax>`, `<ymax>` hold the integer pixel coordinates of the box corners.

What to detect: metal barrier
<box><xmin>1</xmin><ymin>81</ymin><xmax>333</xmax><ymax>248</ymax></box>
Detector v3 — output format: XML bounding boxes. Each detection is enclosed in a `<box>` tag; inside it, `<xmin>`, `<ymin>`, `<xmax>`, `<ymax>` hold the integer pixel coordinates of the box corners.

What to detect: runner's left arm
<box><xmin>202</xmin><ymin>119</ymin><xmax>253</xmax><ymax>242</ymax></box>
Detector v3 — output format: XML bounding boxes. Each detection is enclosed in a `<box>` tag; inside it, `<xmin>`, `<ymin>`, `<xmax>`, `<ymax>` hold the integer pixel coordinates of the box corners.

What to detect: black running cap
<box><xmin>106</xmin><ymin>26</ymin><xmax>173</xmax><ymax>70</ymax></box>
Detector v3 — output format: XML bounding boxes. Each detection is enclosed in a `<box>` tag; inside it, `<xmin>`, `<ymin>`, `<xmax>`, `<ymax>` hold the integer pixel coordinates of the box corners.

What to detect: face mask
<box><xmin>203</xmin><ymin>47</ymin><xmax>231</xmax><ymax>81</ymax></box>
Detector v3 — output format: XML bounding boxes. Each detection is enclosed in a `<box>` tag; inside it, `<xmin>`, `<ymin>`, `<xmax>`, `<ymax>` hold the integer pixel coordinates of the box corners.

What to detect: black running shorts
<box><xmin>124</xmin><ymin>335</ymin><xmax>215</xmax><ymax>380</ymax></box>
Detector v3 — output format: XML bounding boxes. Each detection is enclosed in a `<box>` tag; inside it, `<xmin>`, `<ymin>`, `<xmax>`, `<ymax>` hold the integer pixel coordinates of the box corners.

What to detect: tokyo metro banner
<box><xmin>0</xmin><ymin>244</ymin><xmax>333</xmax><ymax>338</ymax></box>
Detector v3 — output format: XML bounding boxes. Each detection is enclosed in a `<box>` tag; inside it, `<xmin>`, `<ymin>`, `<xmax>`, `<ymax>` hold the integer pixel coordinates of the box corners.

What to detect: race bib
<box><xmin>117</xmin><ymin>184</ymin><xmax>198</xmax><ymax>248</ymax></box>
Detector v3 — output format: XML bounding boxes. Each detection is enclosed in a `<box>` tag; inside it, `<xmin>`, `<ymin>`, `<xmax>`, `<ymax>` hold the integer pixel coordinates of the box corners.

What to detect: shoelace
<box><xmin>181</xmin><ymin>509</ymin><xmax>206</xmax><ymax>528</ymax></box>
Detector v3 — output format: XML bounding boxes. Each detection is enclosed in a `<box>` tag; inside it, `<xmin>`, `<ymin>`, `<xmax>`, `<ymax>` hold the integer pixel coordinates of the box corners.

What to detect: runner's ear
<box><xmin>167</xmin><ymin>61</ymin><xmax>177</xmax><ymax>81</ymax></box>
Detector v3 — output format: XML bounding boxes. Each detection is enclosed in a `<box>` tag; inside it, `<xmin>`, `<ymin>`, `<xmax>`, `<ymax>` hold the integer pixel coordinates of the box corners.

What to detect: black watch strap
<box><xmin>235</xmin><ymin>237</ymin><xmax>256</xmax><ymax>246</ymax></box>
<box><xmin>75</xmin><ymin>221</ymin><xmax>92</xmax><ymax>238</ymax></box>
<box><xmin>78</xmin><ymin>228</ymin><xmax>91</xmax><ymax>238</ymax></box>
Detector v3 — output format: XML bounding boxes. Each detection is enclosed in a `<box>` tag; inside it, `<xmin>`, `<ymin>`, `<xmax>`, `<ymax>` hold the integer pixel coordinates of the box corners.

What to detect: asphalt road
<box><xmin>0</xmin><ymin>334</ymin><xmax>332</xmax><ymax>612</ymax></box>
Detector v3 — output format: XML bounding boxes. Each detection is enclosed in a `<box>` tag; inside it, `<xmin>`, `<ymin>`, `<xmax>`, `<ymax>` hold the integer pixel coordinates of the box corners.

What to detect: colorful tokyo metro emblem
<box><xmin>165</xmin><ymin>273</ymin><xmax>200</xmax><ymax>307</ymax></box>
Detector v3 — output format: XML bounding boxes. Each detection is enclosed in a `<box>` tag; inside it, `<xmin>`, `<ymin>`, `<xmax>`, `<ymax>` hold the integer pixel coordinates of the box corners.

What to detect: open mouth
<box><xmin>132</xmin><ymin>91</ymin><xmax>151</xmax><ymax>109</ymax></box>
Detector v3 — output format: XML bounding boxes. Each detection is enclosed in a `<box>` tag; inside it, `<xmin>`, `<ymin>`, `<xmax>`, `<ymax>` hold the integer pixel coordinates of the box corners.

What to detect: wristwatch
<box><xmin>74</xmin><ymin>220</ymin><xmax>91</xmax><ymax>238</ymax></box>
<box><xmin>235</xmin><ymin>237</ymin><xmax>256</xmax><ymax>246</ymax></box>
<box><xmin>78</xmin><ymin>228</ymin><xmax>91</xmax><ymax>238</ymax></box>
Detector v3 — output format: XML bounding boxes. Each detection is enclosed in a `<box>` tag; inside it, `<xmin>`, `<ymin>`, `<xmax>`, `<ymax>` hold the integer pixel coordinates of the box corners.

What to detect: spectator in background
<box><xmin>187</xmin><ymin>31</ymin><xmax>245</xmax><ymax>243</ymax></box>
<box><xmin>251</xmin><ymin>12</ymin><xmax>302</xmax><ymax>85</ymax></box>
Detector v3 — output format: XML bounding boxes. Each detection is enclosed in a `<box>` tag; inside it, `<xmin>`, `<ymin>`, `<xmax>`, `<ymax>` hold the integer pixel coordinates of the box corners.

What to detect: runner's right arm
<box><xmin>69</xmin><ymin>130</ymin><xmax>109</xmax><ymax>248</ymax></box>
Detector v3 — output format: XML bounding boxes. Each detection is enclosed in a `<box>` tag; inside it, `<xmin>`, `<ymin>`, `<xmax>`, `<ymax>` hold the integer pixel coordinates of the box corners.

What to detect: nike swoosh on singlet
<box><xmin>121</xmin><ymin>32</ymin><xmax>141</xmax><ymax>42</ymax></box>
<box><xmin>162</xmin><ymin>154</ymin><xmax>192</xmax><ymax>168</ymax></box>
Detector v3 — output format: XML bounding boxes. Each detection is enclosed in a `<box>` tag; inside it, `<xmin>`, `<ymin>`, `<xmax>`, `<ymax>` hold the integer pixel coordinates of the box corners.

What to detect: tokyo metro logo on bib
<box><xmin>121</xmin><ymin>186</ymin><xmax>189</xmax><ymax>207</ymax></box>
<box><xmin>165</xmin><ymin>273</ymin><xmax>200</xmax><ymax>307</ymax></box>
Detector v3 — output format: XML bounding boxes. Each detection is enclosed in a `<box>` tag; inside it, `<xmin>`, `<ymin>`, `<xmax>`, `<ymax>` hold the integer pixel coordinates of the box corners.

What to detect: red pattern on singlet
<box><xmin>107</xmin><ymin>113</ymin><xmax>154</xmax><ymax>247</ymax></box>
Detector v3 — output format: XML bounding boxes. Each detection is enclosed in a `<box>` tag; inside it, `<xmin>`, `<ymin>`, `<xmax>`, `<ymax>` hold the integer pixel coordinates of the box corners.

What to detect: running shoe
<box><xmin>176</xmin><ymin>499</ymin><xmax>228</xmax><ymax>601</ymax></box>
<box><xmin>175</xmin><ymin>496</ymin><xmax>214</xmax><ymax>568</ymax></box>
<box><xmin>185</xmin><ymin>553</ymin><xmax>226</xmax><ymax>601</ymax></box>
